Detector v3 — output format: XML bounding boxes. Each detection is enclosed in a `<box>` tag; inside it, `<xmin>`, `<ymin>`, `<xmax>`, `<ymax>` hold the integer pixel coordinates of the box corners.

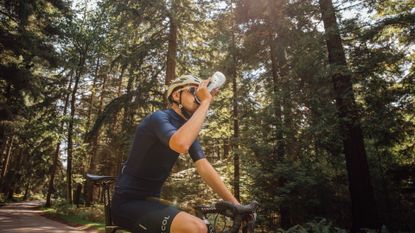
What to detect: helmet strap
<box><xmin>174</xmin><ymin>91</ymin><xmax>191</xmax><ymax>120</ymax></box>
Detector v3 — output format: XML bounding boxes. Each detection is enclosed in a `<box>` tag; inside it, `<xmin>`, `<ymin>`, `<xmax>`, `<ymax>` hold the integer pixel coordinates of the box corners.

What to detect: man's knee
<box><xmin>180</xmin><ymin>217</ymin><xmax>207</xmax><ymax>233</ymax></box>
<box><xmin>191</xmin><ymin>219</ymin><xmax>208</xmax><ymax>233</ymax></box>
<box><xmin>171</xmin><ymin>212</ymin><xmax>207</xmax><ymax>233</ymax></box>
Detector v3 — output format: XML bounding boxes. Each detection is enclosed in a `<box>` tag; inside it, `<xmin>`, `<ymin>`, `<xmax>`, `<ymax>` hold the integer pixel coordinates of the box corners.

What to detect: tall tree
<box><xmin>165</xmin><ymin>0</ymin><xmax>178</xmax><ymax>89</ymax></box>
<box><xmin>45</xmin><ymin>73</ymin><xmax>72</xmax><ymax>207</ymax></box>
<box><xmin>66</xmin><ymin>50</ymin><xmax>86</xmax><ymax>204</ymax></box>
<box><xmin>229</xmin><ymin>0</ymin><xmax>241</xmax><ymax>201</ymax></box>
<box><xmin>318</xmin><ymin>0</ymin><xmax>379</xmax><ymax>230</ymax></box>
<box><xmin>0</xmin><ymin>0</ymin><xmax>70</xmax><ymax>199</ymax></box>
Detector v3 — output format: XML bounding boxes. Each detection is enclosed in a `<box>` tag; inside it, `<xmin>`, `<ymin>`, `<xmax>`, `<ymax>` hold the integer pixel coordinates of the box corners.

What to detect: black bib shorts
<box><xmin>111</xmin><ymin>195</ymin><xmax>180</xmax><ymax>233</ymax></box>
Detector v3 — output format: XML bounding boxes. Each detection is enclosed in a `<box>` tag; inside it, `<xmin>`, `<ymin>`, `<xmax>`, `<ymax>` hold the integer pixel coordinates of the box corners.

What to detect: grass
<box><xmin>41</xmin><ymin>201</ymin><xmax>106</xmax><ymax>232</ymax></box>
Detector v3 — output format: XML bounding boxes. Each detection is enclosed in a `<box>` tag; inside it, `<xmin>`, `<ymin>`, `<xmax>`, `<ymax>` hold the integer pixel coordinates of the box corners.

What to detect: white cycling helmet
<box><xmin>166</xmin><ymin>75</ymin><xmax>201</xmax><ymax>102</ymax></box>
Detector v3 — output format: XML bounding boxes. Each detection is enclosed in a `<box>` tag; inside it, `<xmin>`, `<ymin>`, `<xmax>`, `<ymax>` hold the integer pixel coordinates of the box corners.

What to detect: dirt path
<box><xmin>0</xmin><ymin>201</ymin><xmax>99</xmax><ymax>233</ymax></box>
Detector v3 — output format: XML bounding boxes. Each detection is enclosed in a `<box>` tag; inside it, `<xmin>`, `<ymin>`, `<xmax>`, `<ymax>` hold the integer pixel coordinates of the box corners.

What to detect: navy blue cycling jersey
<box><xmin>114</xmin><ymin>109</ymin><xmax>205</xmax><ymax>199</ymax></box>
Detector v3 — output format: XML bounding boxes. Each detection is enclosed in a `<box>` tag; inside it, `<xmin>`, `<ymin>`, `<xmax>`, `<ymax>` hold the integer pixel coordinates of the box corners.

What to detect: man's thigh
<box><xmin>112</xmin><ymin>198</ymin><xmax>180</xmax><ymax>233</ymax></box>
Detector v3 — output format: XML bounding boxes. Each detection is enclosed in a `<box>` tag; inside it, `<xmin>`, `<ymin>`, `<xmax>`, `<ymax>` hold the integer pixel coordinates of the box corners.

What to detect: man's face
<box><xmin>172</xmin><ymin>84</ymin><xmax>199</xmax><ymax>113</ymax></box>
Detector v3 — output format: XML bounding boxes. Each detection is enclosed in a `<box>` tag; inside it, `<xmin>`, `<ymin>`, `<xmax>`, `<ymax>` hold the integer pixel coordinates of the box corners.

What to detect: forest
<box><xmin>0</xmin><ymin>0</ymin><xmax>414</xmax><ymax>232</ymax></box>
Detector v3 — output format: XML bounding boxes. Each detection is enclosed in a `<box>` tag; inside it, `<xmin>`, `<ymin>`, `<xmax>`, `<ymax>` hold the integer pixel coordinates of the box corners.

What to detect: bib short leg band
<box><xmin>112</xmin><ymin>196</ymin><xmax>180</xmax><ymax>233</ymax></box>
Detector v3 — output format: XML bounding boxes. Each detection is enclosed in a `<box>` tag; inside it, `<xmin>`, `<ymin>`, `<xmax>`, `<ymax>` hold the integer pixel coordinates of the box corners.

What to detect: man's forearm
<box><xmin>196</xmin><ymin>159</ymin><xmax>239</xmax><ymax>204</ymax></box>
<box><xmin>170</xmin><ymin>101</ymin><xmax>210</xmax><ymax>152</ymax></box>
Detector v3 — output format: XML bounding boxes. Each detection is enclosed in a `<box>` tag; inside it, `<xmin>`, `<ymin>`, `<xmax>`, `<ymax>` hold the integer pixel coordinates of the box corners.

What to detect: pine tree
<box><xmin>318</xmin><ymin>0</ymin><xmax>379</xmax><ymax>230</ymax></box>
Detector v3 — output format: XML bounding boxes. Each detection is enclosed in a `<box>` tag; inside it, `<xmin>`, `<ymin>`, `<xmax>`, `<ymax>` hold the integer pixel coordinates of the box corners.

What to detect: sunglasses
<box><xmin>177</xmin><ymin>86</ymin><xmax>197</xmax><ymax>96</ymax></box>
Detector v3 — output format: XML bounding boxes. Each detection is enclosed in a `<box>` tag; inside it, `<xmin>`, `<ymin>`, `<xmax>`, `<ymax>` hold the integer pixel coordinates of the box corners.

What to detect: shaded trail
<box><xmin>0</xmin><ymin>201</ymin><xmax>99</xmax><ymax>233</ymax></box>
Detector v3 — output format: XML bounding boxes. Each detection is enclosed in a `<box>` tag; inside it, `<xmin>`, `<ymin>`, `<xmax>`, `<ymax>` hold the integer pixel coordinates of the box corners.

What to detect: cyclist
<box><xmin>111</xmin><ymin>74</ymin><xmax>239</xmax><ymax>233</ymax></box>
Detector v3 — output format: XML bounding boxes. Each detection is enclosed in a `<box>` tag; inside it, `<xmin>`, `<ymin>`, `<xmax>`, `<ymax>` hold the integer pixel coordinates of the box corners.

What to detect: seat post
<box><xmin>86</xmin><ymin>174</ymin><xmax>124</xmax><ymax>233</ymax></box>
<box><xmin>103</xmin><ymin>182</ymin><xmax>112</xmax><ymax>226</ymax></box>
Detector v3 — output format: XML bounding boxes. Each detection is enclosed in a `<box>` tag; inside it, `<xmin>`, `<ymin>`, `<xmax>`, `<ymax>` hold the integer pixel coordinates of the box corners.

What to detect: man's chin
<box><xmin>188</xmin><ymin>109</ymin><xmax>196</xmax><ymax>115</ymax></box>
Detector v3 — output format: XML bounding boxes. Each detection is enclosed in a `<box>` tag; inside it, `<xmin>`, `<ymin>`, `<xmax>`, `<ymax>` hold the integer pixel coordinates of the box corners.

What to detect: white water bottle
<box><xmin>207</xmin><ymin>71</ymin><xmax>226</xmax><ymax>92</ymax></box>
<box><xmin>195</xmin><ymin>71</ymin><xmax>226</xmax><ymax>104</ymax></box>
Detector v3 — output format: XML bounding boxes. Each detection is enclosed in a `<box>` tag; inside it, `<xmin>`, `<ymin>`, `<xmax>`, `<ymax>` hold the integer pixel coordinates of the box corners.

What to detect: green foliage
<box><xmin>42</xmin><ymin>199</ymin><xmax>105</xmax><ymax>231</ymax></box>
<box><xmin>162</xmin><ymin>159</ymin><xmax>234</xmax><ymax>209</ymax></box>
<box><xmin>276</xmin><ymin>219</ymin><xmax>347</xmax><ymax>233</ymax></box>
<box><xmin>342</xmin><ymin>1</ymin><xmax>415</xmax><ymax>229</ymax></box>
<box><xmin>248</xmin><ymin>155</ymin><xmax>351</xmax><ymax>230</ymax></box>
<box><xmin>0</xmin><ymin>0</ymin><xmax>70</xmax><ymax>202</ymax></box>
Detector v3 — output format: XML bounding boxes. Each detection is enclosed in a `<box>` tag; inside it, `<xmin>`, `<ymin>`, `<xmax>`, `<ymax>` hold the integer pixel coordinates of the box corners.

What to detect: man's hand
<box><xmin>210</xmin><ymin>87</ymin><xmax>220</xmax><ymax>97</ymax></box>
<box><xmin>196</xmin><ymin>78</ymin><xmax>213</xmax><ymax>104</ymax></box>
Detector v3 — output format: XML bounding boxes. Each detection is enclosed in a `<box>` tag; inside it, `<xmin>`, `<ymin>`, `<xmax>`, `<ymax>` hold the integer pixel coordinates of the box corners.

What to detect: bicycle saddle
<box><xmin>86</xmin><ymin>173</ymin><xmax>117</xmax><ymax>182</ymax></box>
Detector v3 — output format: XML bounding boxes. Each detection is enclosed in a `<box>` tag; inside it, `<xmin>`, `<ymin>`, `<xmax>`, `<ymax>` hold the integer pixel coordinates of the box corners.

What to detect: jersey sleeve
<box><xmin>189</xmin><ymin>139</ymin><xmax>205</xmax><ymax>162</ymax></box>
<box><xmin>149</xmin><ymin>111</ymin><xmax>177</xmax><ymax>146</ymax></box>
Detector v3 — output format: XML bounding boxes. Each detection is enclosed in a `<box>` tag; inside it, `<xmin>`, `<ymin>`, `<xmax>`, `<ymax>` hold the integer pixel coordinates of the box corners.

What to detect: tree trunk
<box><xmin>85</xmin><ymin>58</ymin><xmax>101</xmax><ymax>131</ymax></box>
<box><xmin>46</xmin><ymin>73</ymin><xmax>73</xmax><ymax>207</ymax></box>
<box><xmin>318</xmin><ymin>0</ymin><xmax>379</xmax><ymax>230</ymax></box>
<box><xmin>277</xmin><ymin>45</ymin><xmax>297</xmax><ymax>159</ymax></box>
<box><xmin>118</xmin><ymin>60</ymin><xmax>143</xmax><ymax>174</ymax></box>
<box><xmin>0</xmin><ymin>135</ymin><xmax>8</xmax><ymax>170</ymax></box>
<box><xmin>223</xmin><ymin>139</ymin><xmax>230</xmax><ymax>158</ymax></box>
<box><xmin>23</xmin><ymin>183</ymin><xmax>30</xmax><ymax>200</ymax></box>
<box><xmin>98</xmin><ymin>73</ymin><xmax>108</xmax><ymax>117</ymax></box>
<box><xmin>84</xmin><ymin>72</ymin><xmax>108</xmax><ymax>206</ymax></box>
<box><xmin>109</xmin><ymin>65</ymin><xmax>126</xmax><ymax>132</ymax></box>
<box><xmin>123</xmin><ymin>70</ymin><xmax>136</xmax><ymax>132</ymax></box>
<box><xmin>230</xmin><ymin>2</ymin><xmax>240</xmax><ymax>201</ymax></box>
<box><xmin>112</xmin><ymin>66</ymin><xmax>126</xmax><ymax>175</ymax></box>
<box><xmin>83</xmin><ymin>59</ymin><xmax>102</xmax><ymax>207</ymax></box>
<box><xmin>166</xmin><ymin>19</ymin><xmax>177</xmax><ymax>85</ymax></box>
<box><xmin>268</xmin><ymin>34</ymin><xmax>285</xmax><ymax>160</ymax></box>
<box><xmin>0</xmin><ymin>136</ymin><xmax>5</xmax><ymax>166</ymax></box>
<box><xmin>165</xmin><ymin>0</ymin><xmax>178</xmax><ymax>106</ymax></box>
<box><xmin>46</xmin><ymin>143</ymin><xmax>62</xmax><ymax>207</ymax></box>
<box><xmin>67</xmin><ymin>53</ymin><xmax>86</xmax><ymax>204</ymax></box>
<box><xmin>231</xmin><ymin>59</ymin><xmax>240</xmax><ymax>201</ymax></box>
<box><xmin>0</xmin><ymin>136</ymin><xmax>14</xmax><ymax>190</ymax></box>
<box><xmin>4</xmin><ymin>147</ymin><xmax>24</xmax><ymax>200</ymax></box>
<box><xmin>267</xmin><ymin>0</ymin><xmax>293</xmax><ymax>226</ymax></box>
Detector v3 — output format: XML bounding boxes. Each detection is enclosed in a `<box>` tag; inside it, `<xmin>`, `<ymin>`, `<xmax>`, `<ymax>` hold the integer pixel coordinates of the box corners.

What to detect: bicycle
<box><xmin>86</xmin><ymin>173</ymin><xmax>259</xmax><ymax>233</ymax></box>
